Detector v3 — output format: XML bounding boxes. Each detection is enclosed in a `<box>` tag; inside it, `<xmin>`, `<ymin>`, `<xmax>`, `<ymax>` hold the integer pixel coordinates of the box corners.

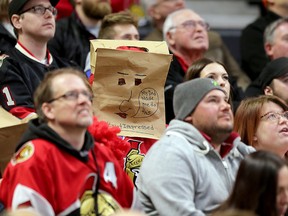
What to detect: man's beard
<box><xmin>82</xmin><ymin>1</ymin><xmax>112</xmax><ymax>20</ymax></box>
<box><xmin>202</xmin><ymin>123</ymin><xmax>233</xmax><ymax>144</ymax></box>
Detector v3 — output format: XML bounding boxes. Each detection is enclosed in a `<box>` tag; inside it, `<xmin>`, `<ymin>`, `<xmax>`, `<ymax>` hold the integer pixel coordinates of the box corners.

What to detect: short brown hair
<box><xmin>234</xmin><ymin>95</ymin><xmax>288</xmax><ymax>146</ymax></box>
<box><xmin>98</xmin><ymin>11</ymin><xmax>138</xmax><ymax>39</ymax></box>
<box><xmin>34</xmin><ymin>68</ymin><xmax>92</xmax><ymax>122</ymax></box>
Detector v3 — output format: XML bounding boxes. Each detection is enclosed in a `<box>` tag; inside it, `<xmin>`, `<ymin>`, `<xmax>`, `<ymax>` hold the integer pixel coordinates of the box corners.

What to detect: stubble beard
<box><xmin>203</xmin><ymin>122</ymin><xmax>233</xmax><ymax>144</ymax></box>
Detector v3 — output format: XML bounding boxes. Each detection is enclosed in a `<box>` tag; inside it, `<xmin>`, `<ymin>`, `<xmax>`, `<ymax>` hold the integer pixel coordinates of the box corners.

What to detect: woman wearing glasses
<box><xmin>234</xmin><ymin>95</ymin><xmax>288</xmax><ymax>158</ymax></box>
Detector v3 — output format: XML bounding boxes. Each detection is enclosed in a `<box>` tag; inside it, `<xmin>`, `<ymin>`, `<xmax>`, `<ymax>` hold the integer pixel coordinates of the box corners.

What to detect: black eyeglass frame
<box><xmin>19</xmin><ymin>5</ymin><xmax>58</xmax><ymax>16</ymax></box>
<box><xmin>47</xmin><ymin>90</ymin><xmax>93</xmax><ymax>104</ymax></box>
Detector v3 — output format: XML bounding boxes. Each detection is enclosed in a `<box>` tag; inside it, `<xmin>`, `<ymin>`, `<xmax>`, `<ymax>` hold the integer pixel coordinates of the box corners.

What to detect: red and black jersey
<box><xmin>0</xmin><ymin>119</ymin><xmax>136</xmax><ymax>215</ymax></box>
<box><xmin>0</xmin><ymin>43</ymin><xmax>76</xmax><ymax>119</ymax></box>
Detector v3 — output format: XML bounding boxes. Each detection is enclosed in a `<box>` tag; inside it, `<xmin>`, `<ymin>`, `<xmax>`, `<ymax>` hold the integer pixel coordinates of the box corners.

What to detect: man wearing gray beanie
<box><xmin>137</xmin><ymin>78</ymin><xmax>255</xmax><ymax>215</ymax></box>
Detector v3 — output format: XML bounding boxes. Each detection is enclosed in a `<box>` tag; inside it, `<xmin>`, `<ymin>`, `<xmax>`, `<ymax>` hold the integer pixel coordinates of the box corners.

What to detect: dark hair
<box><xmin>33</xmin><ymin>67</ymin><xmax>92</xmax><ymax>122</ymax></box>
<box><xmin>185</xmin><ymin>57</ymin><xmax>227</xmax><ymax>81</ymax></box>
<box><xmin>98</xmin><ymin>11</ymin><xmax>138</xmax><ymax>39</ymax></box>
<box><xmin>185</xmin><ymin>57</ymin><xmax>233</xmax><ymax>106</ymax></box>
<box><xmin>216</xmin><ymin>150</ymin><xmax>287</xmax><ymax>216</ymax></box>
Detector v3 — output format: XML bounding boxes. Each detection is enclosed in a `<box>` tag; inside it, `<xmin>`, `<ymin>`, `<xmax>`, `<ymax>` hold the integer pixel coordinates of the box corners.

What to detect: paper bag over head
<box><xmin>0</xmin><ymin>107</ymin><xmax>27</xmax><ymax>174</ymax></box>
<box><xmin>90</xmin><ymin>40</ymin><xmax>172</xmax><ymax>139</ymax></box>
<box><xmin>90</xmin><ymin>40</ymin><xmax>169</xmax><ymax>74</ymax></box>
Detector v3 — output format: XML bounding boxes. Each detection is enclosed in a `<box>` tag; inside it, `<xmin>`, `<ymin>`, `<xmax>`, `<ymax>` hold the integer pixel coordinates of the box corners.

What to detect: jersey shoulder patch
<box><xmin>11</xmin><ymin>141</ymin><xmax>34</xmax><ymax>165</ymax></box>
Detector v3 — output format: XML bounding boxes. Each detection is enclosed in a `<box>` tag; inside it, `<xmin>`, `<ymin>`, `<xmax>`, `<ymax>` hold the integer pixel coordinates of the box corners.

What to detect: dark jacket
<box><xmin>48</xmin><ymin>12</ymin><xmax>96</xmax><ymax>69</ymax></box>
<box><xmin>0</xmin><ymin>47</ymin><xmax>75</xmax><ymax>114</ymax></box>
<box><xmin>240</xmin><ymin>10</ymin><xmax>280</xmax><ymax>81</ymax></box>
<box><xmin>165</xmin><ymin>54</ymin><xmax>185</xmax><ymax>124</ymax></box>
<box><xmin>0</xmin><ymin>24</ymin><xmax>16</xmax><ymax>54</ymax></box>
<box><xmin>17</xmin><ymin>119</ymin><xmax>94</xmax><ymax>161</ymax></box>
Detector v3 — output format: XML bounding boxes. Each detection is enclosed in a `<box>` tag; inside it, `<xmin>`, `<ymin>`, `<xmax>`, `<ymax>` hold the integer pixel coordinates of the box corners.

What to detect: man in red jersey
<box><xmin>0</xmin><ymin>68</ymin><xmax>137</xmax><ymax>215</ymax></box>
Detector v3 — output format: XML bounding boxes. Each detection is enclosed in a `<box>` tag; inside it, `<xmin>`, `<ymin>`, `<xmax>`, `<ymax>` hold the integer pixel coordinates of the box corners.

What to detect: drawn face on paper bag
<box><xmin>114</xmin><ymin>71</ymin><xmax>159</xmax><ymax>119</ymax></box>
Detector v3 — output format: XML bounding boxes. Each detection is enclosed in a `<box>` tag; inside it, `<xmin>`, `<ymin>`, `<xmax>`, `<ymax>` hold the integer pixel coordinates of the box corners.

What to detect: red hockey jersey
<box><xmin>0</xmin><ymin>138</ymin><xmax>136</xmax><ymax>215</ymax></box>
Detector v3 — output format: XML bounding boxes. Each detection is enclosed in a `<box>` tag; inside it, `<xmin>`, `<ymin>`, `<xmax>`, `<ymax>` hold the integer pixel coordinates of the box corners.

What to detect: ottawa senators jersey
<box><xmin>0</xmin><ymin>44</ymin><xmax>76</xmax><ymax>119</ymax></box>
<box><xmin>0</xmin><ymin>139</ymin><xmax>136</xmax><ymax>216</ymax></box>
<box><xmin>120</xmin><ymin>137</ymin><xmax>157</xmax><ymax>187</ymax></box>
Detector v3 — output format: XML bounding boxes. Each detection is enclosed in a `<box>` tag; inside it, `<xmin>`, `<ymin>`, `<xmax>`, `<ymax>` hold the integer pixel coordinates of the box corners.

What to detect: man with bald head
<box><xmin>163</xmin><ymin>8</ymin><xmax>209</xmax><ymax>123</ymax></box>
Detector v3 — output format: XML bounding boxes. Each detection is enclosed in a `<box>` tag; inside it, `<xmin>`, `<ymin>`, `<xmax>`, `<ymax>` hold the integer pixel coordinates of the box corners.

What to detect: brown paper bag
<box><xmin>91</xmin><ymin>40</ymin><xmax>172</xmax><ymax>139</ymax></box>
<box><xmin>0</xmin><ymin>107</ymin><xmax>27</xmax><ymax>174</ymax></box>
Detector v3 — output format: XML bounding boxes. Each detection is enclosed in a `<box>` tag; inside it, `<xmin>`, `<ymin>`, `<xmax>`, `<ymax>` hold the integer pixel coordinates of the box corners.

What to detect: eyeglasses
<box><xmin>19</xmin><ymin>5</ymin><xmax>58</xmax><ymax>16</ymax></box>
<box><xmin>170</xmin><ymin>20</ymin><xmax>210</xmax><ymax>31</ymax></box>
<box><xmin>260</xmin><ymin>111</ymin><xmax>288</xmax><ymax>122</ymax></box>
<box><xmin>47</xmin><ymin>90</ymin><xmax>93</xmax><ymax>103</ymax></box>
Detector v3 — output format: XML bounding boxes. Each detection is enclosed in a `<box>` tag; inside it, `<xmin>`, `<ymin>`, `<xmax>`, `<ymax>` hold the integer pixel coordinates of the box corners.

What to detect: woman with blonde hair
<box><xmin>234</xmin><ymin>95</ymin><xmax>288</xmax><ymax>158</ymax></box>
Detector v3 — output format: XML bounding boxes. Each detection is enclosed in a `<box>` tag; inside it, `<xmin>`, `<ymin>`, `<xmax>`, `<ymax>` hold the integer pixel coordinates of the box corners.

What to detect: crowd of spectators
<box><xmin>1</xmin><ymin>0</ymin><xmax>288</xmax><ymax>215</ymax></box>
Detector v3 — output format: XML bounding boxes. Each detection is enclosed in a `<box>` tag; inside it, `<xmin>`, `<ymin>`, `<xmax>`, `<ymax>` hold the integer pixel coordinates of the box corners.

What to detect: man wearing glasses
<box><xmin>246</xmin><ymin>18</ymin><xmax>288</xmax><ymax>101</ymax></box>
<box><xmin>0</xmin><ymin>68</ymin><xmax>137</xmax><ymax>215</ymax></box>
<box><xmin>0</xmin><ymin>0</ymin><xmax>75</xmax><ymax>120</ymax></box>
<box><xmin>163</xmin><ymin>8</ymin><xmax>209</xmax><ymax>124</ymax></box>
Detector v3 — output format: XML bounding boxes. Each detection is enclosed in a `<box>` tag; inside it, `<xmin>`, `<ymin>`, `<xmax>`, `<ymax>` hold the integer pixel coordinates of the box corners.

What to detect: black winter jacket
<box><xmin>0</xmin><ymin>24</ymin><xmax>16</xmax><ymax>54</ymax></box>
<box><xmin>48</xmin><ymin>12</ymin><xmax>96</xmax><ymax>69</ymax></box>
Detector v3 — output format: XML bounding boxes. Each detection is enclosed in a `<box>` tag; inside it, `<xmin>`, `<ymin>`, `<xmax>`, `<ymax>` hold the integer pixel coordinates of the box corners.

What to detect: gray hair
<box><xmin>163</xmin><ymin>8</ymin><xmax>195</xmax><ymax>41</ymax></box>
<box><xmin>264</xmin><ymin>17</ymin><xmax>288</xmax><ymax>45</ymax></box>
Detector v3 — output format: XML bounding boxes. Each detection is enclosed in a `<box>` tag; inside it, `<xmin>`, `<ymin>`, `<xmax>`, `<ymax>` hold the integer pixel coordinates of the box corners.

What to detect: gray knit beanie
<box><xmin>173</xmin><ymin>78</ymin><xmax>224</xmax><ymax>120</ymax></box>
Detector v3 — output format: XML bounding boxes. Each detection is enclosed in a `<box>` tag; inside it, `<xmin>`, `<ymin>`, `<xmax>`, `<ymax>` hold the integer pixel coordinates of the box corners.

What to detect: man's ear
<box><xmin>11</xmin><ymin>14</ymin><xmax>21</xmax><ymax>31</ymax></box>
<box><xmin>166</xmin><ymin>31</ymin><xmax>175</xmax><ymax>46</ymax></box>
<box><xmin>41</xmin><ymin>103</ymin><xmax>55</xmax><ymax>121</ymax></box>
<box><xmin>264</xmin><ymin>86</ymin><xmax>274</xmax><ymax>96</ymax></box>
<box><xmin>264</xmin><ymin>42</ymin><xmax>273</xmax><ymax>59</ymax></box>
<box><xmin>184</xmin><ymin>115</ymin><xmax>193</xmax><ymax>124</ymax></box>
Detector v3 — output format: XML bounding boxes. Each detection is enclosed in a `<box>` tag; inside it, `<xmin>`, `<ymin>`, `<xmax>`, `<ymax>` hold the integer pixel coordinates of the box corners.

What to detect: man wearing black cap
<box><xmin>0</xmin><ymin>0</ymin><xmax>75</xmax><ymax>120</ymax></box>
<box><xmin>137</xmin><ymin>78</ymin><xmax>254</xmax><ymax>215</ymax></box>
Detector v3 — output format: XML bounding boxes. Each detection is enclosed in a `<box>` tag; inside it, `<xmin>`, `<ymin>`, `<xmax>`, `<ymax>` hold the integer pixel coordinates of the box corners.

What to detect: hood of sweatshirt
<box><xmin>16</xmin><ymin>118</ymin><xmax>94</xmax><ymax>162</ymax></box>
<box><xmin>166</xmin><ymin>119</ymin><xmax>254</xmax><ymax>156</ymax></box>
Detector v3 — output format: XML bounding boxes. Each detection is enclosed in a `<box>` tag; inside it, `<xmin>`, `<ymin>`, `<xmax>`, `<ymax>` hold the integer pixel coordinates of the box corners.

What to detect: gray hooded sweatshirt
<box><xmin>137</xmin><ymin>119</ymin><xmax>255</xmax><ymax>216</ymax></box>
